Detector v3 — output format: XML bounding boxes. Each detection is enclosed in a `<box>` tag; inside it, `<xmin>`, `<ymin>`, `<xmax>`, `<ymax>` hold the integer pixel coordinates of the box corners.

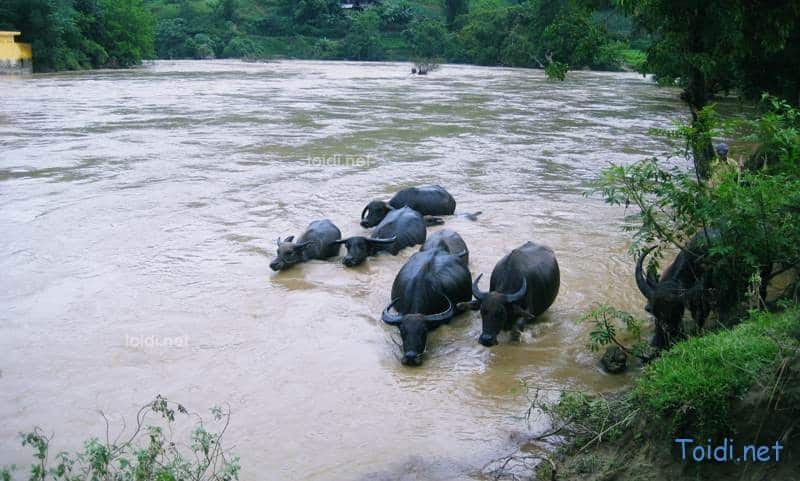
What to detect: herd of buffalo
<box><xmin>269</xmin><ymin>185</ymin><xmax>702</xmax><ymax>367</ymax></box>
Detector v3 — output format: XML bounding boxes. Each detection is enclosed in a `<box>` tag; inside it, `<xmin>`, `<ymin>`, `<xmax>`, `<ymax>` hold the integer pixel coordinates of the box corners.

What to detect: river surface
<box><xmin>0</xmin><ymin>60</ymin><xmax>685</xmax><ymax>480</ymax></box>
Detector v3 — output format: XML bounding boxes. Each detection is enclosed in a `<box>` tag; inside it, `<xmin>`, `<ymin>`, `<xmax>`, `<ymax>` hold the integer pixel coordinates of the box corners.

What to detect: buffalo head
<box><xmin>361</xmin><ymin>200</ymin><xmax>394</xmax><ymax>228</ymax></box>
<box><xmin>333</xmin><ymin>236</ymin><xmax>397</xmax><ymax>267</ymax></box>
<box><xmin>381</xmin><ymin>296</ymin><xmax>455</xmax><ymax>366</ymax></box>
<box><xmin>270</xmin><ymin>236</ymin><xmax>315</xmax><ymax>271</ymax></box>
<box><xmin>635</xmin><ymin>247</ymin><xmax>687</xmax><ymax>348</ymax></box>
<box><xmin>471</xmin><ymin>274</ymin><xmax>527</xmax><ymax>346</ymax></box>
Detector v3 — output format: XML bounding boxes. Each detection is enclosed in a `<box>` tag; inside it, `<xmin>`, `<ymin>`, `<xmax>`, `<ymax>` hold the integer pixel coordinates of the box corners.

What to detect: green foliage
<box><xmin>544</xmin><ymin>60</ymin><xmax>568</xmax><ymax>81</ymax></box>
<box><xmin>1</xmin><ymin>0</ymin><xmax>154</xmax><ymax>72</ymax></box>
<box><xmin>342</xmin><ymin>10</ymin><xmax>383</xmax><ymax>60</ymax></box>
<box><xmin>404</xmin><ymin>17</ymin><xmax>449</xmax><ymax>58</ymax></box>
<box><xmin>455</xmin><ymin>0</ymin><xmax>619</xmax><ymax>72</ymax></box>
<box><xmin>621</xmin><ymin>0</ymin><xmax>800</xmax><ymax>108</ymax></box>
<box><xmin>580</xmin><ymin>304</ymin><xmax>652</xmax><ymax>360</ymax></box>
<box><xmin>526</xmin><ymin>386</ymin><xmax>636</xmax><ymax>451</ymax></box>
<box><xmin>540</xmin><ymin>3</ymin><xmax>607</xmax><ymax>68</ymax></box>
<box><xmin>379</xmin><ymin>1</ymin><xmax>414</xmax><ymax>31</ymax></box>
<box><xmin>633</xmin><ymin>307</ymin><xmax>800</xmax><ymax>436</ymax></box>
<box><xmin>442</xmin><ymin>0</ymin><xmax>468</xmax><ymax>29</ymax></box>
<box><xmin>99</xmin><ymin>0</ymin><xmax>155</xmax><ymax>67</ymax></box>
<box><xmin>1</xmin><ymin>396</ymin><xmax>240</xmax><ymax>481</ymax></box>
<box><xmin>590</xmin><ymin>100</ymin><xmax>800</xmax><ymax>312</ymax></box>
<box><xmin>741</xmin><ymin>94</ymin><xmax>800</xmax><ymax>176</ymax></box>
<box><xmin>155</xmin><ymin>17</ymin><xmax>191</xmax><ymax>58</ymax></box>
<box><xmin>133</xmin><ymin>0</ymin><xmax>638</xmax><ymax>68</ymax></box>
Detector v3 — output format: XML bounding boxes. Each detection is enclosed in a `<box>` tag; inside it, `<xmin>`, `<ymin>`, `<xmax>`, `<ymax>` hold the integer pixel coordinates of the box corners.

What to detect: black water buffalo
<box><xmin>635</xmin><ymin>235</ymin><xmax>715</xmax><ymax>348</ymax></box>
<box><xmin>420</xmin><ymin>229</ymin><xmax>469</xmax><ymax>265</ymax></box>
<box><xmin>269</xmin><ymin>220</ymin><xmax>341</xmax><ymax>271</ymax></box>
<box><xmin>361</xmin><ymin>185</ymin><xmax>456</xmax><ymax>228</ymax></box>
<box><xmin>471</xmin><ymin>241</ymin><xmax>560</xmax><ymax>346</ymax></box>
<box><xmin>337</xmin><ymin>206</ymin><xmax>427</xmax><ymax>267</ymax></box>
<box><xmin>381</xmin><ymin>248</ymin><xmax>472</xmax><ymax>366</ymax></box>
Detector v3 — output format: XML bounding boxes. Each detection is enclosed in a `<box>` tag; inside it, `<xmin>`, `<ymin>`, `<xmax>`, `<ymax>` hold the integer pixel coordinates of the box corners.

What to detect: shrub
<box><xmin>0</xmin><ymin>396</ymin><xmax>240</xmax><ymax>481</ymax></box>
<box><xmin>545</xmin><ymin>61</ymin><xmax>568</xmax><ymax>81</ymax></box>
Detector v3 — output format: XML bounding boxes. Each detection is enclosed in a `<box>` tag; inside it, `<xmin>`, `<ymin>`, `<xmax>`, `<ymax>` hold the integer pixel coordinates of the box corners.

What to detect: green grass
<box><xmin>632</xmin><ymin>307</ymin><xmax>800</xmax><ymax>436</ymax></box>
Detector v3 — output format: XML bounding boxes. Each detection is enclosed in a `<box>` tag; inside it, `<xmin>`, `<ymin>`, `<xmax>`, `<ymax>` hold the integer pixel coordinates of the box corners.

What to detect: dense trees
<box><xmin>456</xmin><ymin>0</ymin><xmax>622</xmax><ymax>71</ymax></box>
<box><xmin>621</xmin><ymin>0</ymin><xmax>800</xmax><ymax>176</ymax></box>
<box><xmin>0</xmin><ymin>0</ymin><xmax>154</xmax><ymax>72</ymax></box>
<box><xmin>138</xmin><ymin>0</ymin><xmax>635</xmax><ymax>72</ymax></box>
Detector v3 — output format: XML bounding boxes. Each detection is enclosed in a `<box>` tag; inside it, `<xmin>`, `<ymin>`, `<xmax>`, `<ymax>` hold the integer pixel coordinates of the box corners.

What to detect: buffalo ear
<box><xmin>284</xmin><ymin>235</ymin><xmax>295</xmax><ymax>243</ymax></box>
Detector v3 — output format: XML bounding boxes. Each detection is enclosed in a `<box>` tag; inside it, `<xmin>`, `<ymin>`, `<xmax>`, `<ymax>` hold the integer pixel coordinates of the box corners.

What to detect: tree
<box><xmin>0</xmin><ymin>0</ymin><xmax>154</xmax><ymax>71</ymax></box>
<box><xmin>342</xmin><ymin>10</ymin><xmax>383</xmax><ymax>60</ymax></box>
<box><xmin>155</xmin><ymin>17</ymin><xmax>190</xmax><ymax>58</ymax></box>
<box><xmin>621</xmin><ymin>0</ymin><xmax>800</xmax><ymax>178</ymax></box>
<box><xmin>442</xmin><ymin>0</ymin><xmax>468</xmax><ymax>30</ymax></box>
<box><xmin>98</xmin><ymin>0</ymin><xmax>155</xmax><ymax>67</ymax></box>
<box><xmin>404</xmin><ymin>18</ymin><xmax>449</xmax><ymax>59</ymax></box>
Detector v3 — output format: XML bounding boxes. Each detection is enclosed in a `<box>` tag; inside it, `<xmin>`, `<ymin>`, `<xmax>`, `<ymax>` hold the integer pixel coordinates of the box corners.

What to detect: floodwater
<box><xmin>0</xmin><ymin>60</ymin><xmax>686</xmax><ymax>480</ymax></box>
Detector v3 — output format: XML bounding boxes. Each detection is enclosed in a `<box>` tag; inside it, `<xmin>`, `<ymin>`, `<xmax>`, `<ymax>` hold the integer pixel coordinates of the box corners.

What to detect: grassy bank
<box><xmin>531</xmin><ymin>306</ymin><xmax>800</xmax><ymax>481</ymax></box>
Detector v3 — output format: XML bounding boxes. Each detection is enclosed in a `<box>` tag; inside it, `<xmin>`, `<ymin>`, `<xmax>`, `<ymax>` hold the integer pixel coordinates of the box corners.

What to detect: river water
<box><xmin>0</xmin><ymin>60</ymin><xmax>685</xmax><ymax>480</ymax></box>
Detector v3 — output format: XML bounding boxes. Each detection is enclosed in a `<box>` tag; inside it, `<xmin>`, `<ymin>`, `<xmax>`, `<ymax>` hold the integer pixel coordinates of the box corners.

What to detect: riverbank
<box><xmin>526</xmin><ymin>306</ymin><xmax>800</xmax><ymax>481</ymax></box>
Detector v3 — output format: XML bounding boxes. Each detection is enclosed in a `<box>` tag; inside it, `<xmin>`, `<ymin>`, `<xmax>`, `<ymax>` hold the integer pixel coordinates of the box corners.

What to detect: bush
<box><xmin>221</xmin><ymin>36</ymin><xmax>262</xmax><ymax>58</ymax></box>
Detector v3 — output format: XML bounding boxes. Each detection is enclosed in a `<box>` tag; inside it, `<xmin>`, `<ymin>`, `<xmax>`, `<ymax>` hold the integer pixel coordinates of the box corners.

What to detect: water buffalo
<box><xmin>336</xmin><ymin>206</ymin><xmax>427</xmax><ymax>267</ymax></box>
<box><xmin>471</xmin><ymin>241</ymin><xmax>560</xmax><ymax>346</ymax></box>
<box><xmin>361</xmin><ymin>185</ymin><xmax>456</xmax><ymax>228</ymax></box>
<box><xmin>381</xmin><ymin>248</ymin><xmax>472</xmax><ymax>366</ymax></box>
<box><xmin>269</xmin><ymin>220</ymin><xmax>341</xmax><ymax>271</ymax></box>
<box><xmin>635</xmin><ymin>235</ymin><xmax>714</xmax><ymax>348</ymax></box>
<box><xmin>420</xmin><ymin>229</ymin><xmax>469</xmax><ymax>265</ymax></box>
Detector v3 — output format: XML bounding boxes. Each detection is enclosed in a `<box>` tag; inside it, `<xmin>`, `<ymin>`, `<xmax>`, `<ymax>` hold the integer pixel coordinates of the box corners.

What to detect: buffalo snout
<box><xmin>343</xmin><ymin>256</ymin><xmax>361</xmax><ymax>267</ymax></box>
<box><xmin>269</xmin><ymin>260</ymin><xmax>284</xmax><ymax>271</ymax></box>
<box><xmin>479</xmin><ymin>333</ymin><xmax>498</xmax><ymax>347</ymax></box>
<box><xmin>402</xmin><ymin>351</ymin><xmax>422</xmax><ymax>366</ymax></box>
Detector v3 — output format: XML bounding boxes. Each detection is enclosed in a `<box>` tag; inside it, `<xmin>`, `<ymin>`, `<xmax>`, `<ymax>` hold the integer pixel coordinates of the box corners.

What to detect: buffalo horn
<box><xmin>635</xmin><ymin>246</ymin><xmax>657</xmax><ymax>299</ymax></box>
<box><xmin>503</xmin><ymin>277</ymin><xmax>527</xmax><ymax>303</ymax></box>
<box><xmin>381</xmin><ymin>299</ymin><xmax>403</xmax><ymax>326</ymax></box>
<box><xmin>472</xmin><ymin>273</ymin><xmax>489</xmax><ymax>301</ymax></box>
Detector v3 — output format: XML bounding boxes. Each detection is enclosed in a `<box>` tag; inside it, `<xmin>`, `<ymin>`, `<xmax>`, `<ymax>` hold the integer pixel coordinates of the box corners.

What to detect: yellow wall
<box><xmin>0</xmin><ymin>31</ymin><xmax>32</xmax><ymax>62</ymax></box>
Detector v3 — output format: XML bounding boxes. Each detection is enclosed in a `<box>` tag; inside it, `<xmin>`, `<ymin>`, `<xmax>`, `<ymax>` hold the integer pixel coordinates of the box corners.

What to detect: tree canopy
<box><xmin>0</xmin><ymin>0</ymin><xmax>154</xmax><ymax>72</ymax></box>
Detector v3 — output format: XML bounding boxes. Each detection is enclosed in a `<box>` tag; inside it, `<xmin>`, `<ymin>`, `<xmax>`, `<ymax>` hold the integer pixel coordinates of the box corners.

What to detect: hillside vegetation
<box><xmin>144</xmin><ymin>0</ymin><xmax>640</xmax><ymax>70</ymax></box>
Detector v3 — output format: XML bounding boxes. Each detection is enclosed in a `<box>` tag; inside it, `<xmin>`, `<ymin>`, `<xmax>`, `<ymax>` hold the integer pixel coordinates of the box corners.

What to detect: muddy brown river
<box><xmin>0</xmin><ymin>60</ymin><xmax>685</xmax><ymax>480</ymax></box>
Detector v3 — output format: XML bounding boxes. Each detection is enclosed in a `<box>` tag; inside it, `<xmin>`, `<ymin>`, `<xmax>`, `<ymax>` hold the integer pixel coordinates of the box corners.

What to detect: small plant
<box><xmin>579</xmin><ymin>304</ymin><xmax>654</xmax><ymax>362</ymax></box>
<box><xmin>544</xmin><ymin>61</ymin><xmax>568</xmax><ymax>81</ymax></box>
<box><xmin>1</xmin><ymin>395</ymin><xmax>240</xmax><ymax>481</ymax></box>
